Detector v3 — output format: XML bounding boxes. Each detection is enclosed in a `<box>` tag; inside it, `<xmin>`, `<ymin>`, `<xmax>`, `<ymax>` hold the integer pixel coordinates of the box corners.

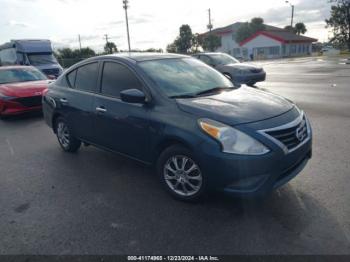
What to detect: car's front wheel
<box><xmin>55</xmin><ymin>117</ymin><xmax>81</xmax><ymax>153</ymax></box>
<box><xmin>157</xmin><ymin>145</ymin><xmax>207</xmax><ymax>201</ymax></box>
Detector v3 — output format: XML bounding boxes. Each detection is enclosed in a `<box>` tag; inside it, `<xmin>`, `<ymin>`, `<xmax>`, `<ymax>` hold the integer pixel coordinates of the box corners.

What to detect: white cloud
<box><xmin>7</xmin><ymin>20</ymin><xmax>32</xmax><ymax>27</ymax></box>
<box><xmin>0</xmin><ymin>0</ymin><xmax>332</xmax><ymax>51</ymax></box>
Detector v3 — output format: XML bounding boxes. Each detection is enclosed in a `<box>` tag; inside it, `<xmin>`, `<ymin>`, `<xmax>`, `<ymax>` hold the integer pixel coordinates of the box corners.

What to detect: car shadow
<box><xmin>0</xmin><ymin>111</ymin><xmax>43</xmax><ymax>122</ymax></box>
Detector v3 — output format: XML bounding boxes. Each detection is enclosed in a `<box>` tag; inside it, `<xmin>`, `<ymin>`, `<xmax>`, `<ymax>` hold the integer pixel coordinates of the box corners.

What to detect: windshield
<box><xmin>27</xmin><ymin>53</ymin><xmax>57</xmax><ymax>66</ymax></box>
<box><xmin>210</xmin><ymin>54</ymin><xmax>239</xmax><ymax>65</ymax></box>
<box><xmin>139</xmin><ymin>58</ymin><xmax>234</xmax><ymax>98</ymax></box>
<box><xmin>0</xmin><ymin>68</ymin><xmax>47</xmax><ymax>84</ymax></box>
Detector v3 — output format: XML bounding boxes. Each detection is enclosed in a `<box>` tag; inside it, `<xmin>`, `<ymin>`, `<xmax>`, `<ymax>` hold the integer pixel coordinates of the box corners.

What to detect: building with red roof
<box><xmin>201</xmin><ymin>22</ymin><xmax>318</xmax><ymax>60</ymax></box>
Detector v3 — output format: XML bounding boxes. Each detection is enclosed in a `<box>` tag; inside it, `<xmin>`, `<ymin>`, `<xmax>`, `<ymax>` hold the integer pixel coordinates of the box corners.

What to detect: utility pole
<box><xmin>207</xmin><ymin>8</ymin><xmax>214</xmax><ymax>51</ymax></box>
<box><xmin>285</xmin><ymin>1</ymin><xmax>295</xmax><ymax>27</ymax></box>
<box><xmin>104</xmin><ymin>34</ymin><xmax>109</xmax><ymax>45</ymax></box>
<box><xmin>104</xmin><ymin>34</ymin><xmax>111</xmax><ymax>54</ymax></box>
<box><xmin>123</xmin><ymin>0</ymin><xmax>131</xmax><ymax>52</ymax></box>
<box><xmin>207</xmin><ymin>8</ymin><xmax>213</xmax><ymax>33</ymax></box>
<box><xmin>78</xmin><ymin>34</ymin><xmax>82</xmax><ymax>52</ymax></box>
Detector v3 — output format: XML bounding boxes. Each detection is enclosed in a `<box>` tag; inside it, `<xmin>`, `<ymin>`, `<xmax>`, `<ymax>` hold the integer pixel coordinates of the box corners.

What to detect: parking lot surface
<box><xmin>1</xmin><ymin>56</ymin><xmax>350</xmax><ymax>255</ymax></box>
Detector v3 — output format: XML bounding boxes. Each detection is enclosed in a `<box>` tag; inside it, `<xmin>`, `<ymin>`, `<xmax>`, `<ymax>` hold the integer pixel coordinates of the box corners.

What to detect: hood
<box><xmin>176</xmin><ymin>87</ymin><xmax>294</xmax><ymax>126</ymax></box>
<box><xmin>0</xmin><ymin>80</ymin><xmax>51</xmax><ymax>98</ymax></box>
<box><xmin>217</xmin><ymin>63</ymin><xmax>262</xmax><ymax>71</ymax></box>
<box><xmin>36</xmin><ymin>64</ymin><xmax>63</xmax><ymax>71</ymax></box>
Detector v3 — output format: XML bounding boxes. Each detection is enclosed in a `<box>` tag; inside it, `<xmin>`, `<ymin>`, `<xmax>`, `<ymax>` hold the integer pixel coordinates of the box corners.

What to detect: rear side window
<box><xmin>74</xmin><ymin>62</ymin><xmax>98</xmax><ymax>92</ymax></box>
<box><xmin>67</xmin><ymin>70</ymin><xmax>77</xmax><ymax>88</ymax></box>
<box><xmin>101</xmin><ymin>62</ymin><xmax>143</xmax><ymax>98</ymax></box>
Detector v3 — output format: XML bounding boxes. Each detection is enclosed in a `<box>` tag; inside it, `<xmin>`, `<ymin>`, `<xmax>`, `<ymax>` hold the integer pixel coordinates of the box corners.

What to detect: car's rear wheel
<box><xmin>157</xmin><ymin>145</ymin><xmax>207</xmax><ymax>201</ymax></box>
<box><xmin>55</xmin><ymin>117</ymin><xmax>81</xmax><ymax>152</ymax></box>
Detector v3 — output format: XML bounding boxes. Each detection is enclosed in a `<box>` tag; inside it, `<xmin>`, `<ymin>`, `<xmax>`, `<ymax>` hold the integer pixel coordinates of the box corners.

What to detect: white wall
<box><xmin>213</xmin><ymin>31</ymin><xmax>313</xmax><ymax>60</ymax></box>
<box><xmin>241</xmin><ymin>34</ymin><xmax>282</xmax><ymax>59</ymax></box>
<box><xmin>216</xmin><ymin>34</ymin><xmax>240</xmax><ymax>55</ymax></box>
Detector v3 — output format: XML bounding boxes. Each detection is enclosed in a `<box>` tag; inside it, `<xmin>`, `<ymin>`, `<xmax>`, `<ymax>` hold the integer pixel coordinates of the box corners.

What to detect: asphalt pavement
<box><xmin>0</xmin><ymin>55</ymin><xmax>350</xmax><ymax>255</ymax></box>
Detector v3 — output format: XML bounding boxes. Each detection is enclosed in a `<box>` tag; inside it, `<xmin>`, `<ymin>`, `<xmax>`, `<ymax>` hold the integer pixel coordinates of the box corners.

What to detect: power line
<box><xmin>123</xmin><ymin>0</ymin><xmax>131</xmax><ymax>52</ymax></box>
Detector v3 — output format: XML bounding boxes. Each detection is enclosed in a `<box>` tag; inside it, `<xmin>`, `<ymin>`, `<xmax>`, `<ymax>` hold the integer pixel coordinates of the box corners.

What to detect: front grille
<box><xmin>13</xmin><ymin>96</ymin><xmax>42</xmax><ymax>107</ymax></box>
<box><xmin>42</xmin><ymin>68</ymin><xmax>59</xmax><ymax>76</ymax></box>
<box><xmin>250</xmin><ymin>68</ymin><xmax>262</xmax><ymax>73</ymax></box>
<box><xmin>265</xmin><ymin>116</ymin><xmax>308</xmax><ymax>151</ymax></box>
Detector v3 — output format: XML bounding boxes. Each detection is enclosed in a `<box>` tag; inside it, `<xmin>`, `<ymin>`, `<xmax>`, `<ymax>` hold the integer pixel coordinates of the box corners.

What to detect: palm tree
<box><xmin>295</xmin><ymin>23</ymin><xmax>307</xmax><ymax>35</ymax></box>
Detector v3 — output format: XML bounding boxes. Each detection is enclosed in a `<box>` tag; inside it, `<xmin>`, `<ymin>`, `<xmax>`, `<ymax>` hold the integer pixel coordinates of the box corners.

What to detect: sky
<box><xmin>0</xmin><ymin>0</ymin><xmax>333</xmax><ymax>52</ymax></box>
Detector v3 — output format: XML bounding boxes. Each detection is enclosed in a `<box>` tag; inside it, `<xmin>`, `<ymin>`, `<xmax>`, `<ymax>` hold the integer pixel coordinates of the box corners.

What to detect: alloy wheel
<box><xmin>163</xmin><ymin>155</ymin><xmax>202</xmax><ymax>197</ymax></box>
<box><xmin>57</xmin><ymin>122</ymin><xmax>70</xmax><ymax>148</ymax></box>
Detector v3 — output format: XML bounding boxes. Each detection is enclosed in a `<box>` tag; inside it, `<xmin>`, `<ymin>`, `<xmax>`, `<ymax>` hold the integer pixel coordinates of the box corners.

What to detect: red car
<box><xmin>0</xmin><ymin>66</ymin><xmax>52</xmax><ymax>117</ymax></box>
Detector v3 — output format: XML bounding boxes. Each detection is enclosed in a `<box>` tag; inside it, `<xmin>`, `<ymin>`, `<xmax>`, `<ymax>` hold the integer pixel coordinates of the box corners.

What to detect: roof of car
<box><xmin>100</xmin><ymin>52</ymin><xmax>189</xmax><ymax>62</ymax></box>
<box><xmin>193</xmin><ymin>52</ymin><xmax>227</xmax><ymax>56</ymax></box>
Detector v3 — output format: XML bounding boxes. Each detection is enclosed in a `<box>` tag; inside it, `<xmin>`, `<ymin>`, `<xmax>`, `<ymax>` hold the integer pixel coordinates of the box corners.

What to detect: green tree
<box><xmin>166</xmin><ymin>42</ymin><xmax>177</xmax><ymax>53</ymax></box>
<box><xmin>295</xmin><ymin>22</ymin><xmax>307</xmax><ymax>35</ymax></box>
<box><xmin>79</xmin><ymin>47</ymin><xmax>96</xmax><ymax>57</ymax></box>
<box><xmin>174</xmin><ymin>24</ymin><xmax>193</xmax><ymax>53</ymax></box>
<box><xmin>235</xmin><ymin>18</ymin><xmax>266</xmax><ymax>43</ymax></box>
<box><xmin>284</xmin><ymin>25</ymin><xmax>296</xmax><ymax>33</ymax></box>
<box><xmin>200</xmin><ymin>34</ymin><xmax>221</xmax><ymax>51</ymax></box>
<box><xmin>104</xmin><ymin>42</ymin><xmax>118</xmax><ymax>54</ymax></box>
<box><xmin>326</xmin><ymin>0</ymin><xmax>350</xmax><ymax>50</ymax></box>
<box><xmin>55</xmin><ymin>47</ymin><xmax>96</xmax><ymax>68</ymax></box>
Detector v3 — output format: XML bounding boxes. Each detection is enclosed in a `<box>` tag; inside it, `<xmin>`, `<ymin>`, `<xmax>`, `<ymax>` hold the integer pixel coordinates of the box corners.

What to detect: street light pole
<box><xmin>123</xmin><ymin>0</ymin><xmax>131</xmax><ymax>52</ymax></box>
<box><xmin>285</xmin><ymin>1</ymin><xmax>295</xmax><ymax>28</ymax></box>
<box><xmin>207</xmin><ymin>8</ymin><xmax>213</xmax><ymax>51</ymax></box>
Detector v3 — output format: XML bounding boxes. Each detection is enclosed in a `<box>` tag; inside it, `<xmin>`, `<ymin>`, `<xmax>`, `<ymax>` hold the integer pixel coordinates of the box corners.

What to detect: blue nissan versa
<box><xmin>43</xmin><ymin>53</ymin><xmax>312</xmax><ymax>201</ymax></box>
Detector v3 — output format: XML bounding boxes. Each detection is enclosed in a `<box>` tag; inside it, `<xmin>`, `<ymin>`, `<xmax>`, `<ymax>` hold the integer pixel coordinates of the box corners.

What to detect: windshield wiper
<box><xmin>169</xmin><ymin>94</ymin><xmax>196</xmax><ymax>99</ymax></box>
<box><xmin>195</xmin><ymin>87</ymin><xmax>233</xmax><ymax>97</ymax></box>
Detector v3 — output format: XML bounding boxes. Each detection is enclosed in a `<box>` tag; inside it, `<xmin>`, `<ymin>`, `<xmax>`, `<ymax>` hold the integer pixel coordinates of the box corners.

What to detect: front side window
<box><xmin>0</xmin><ymin>67</ymin><xmax>47</xmax><ymax>84</ymax></box>
<box><xmin>27</xmin><ymin>53</ymin><xmax>58</xmax><ymax>66</ymax></box>
<box><xmin>101</xmin><ymin>62</ymin><xmax>143</xmax><ymax>98</ymax></box>
<box><xmin>75</xmin><ymin>62</ymin><xmax>98</xmax><ymax>92</ymax></box>
<box><xmin>199</xmin><ymin>55</ymin><xmax>212</xmax><ymax>65</ymax></box>
<box><xmin>0</xmin><ymin>48</ymin><xmax>17</xmax><ymax>65</ymax></box>
<box><xmin>209</xmin><ymin>53</ymin><xmax>239</xmax><ymax>65</ymax></box>
<box><xmin>139</xmin><ymin>58</ymin><xmax>234</xmax><ymax>98</ymax></box>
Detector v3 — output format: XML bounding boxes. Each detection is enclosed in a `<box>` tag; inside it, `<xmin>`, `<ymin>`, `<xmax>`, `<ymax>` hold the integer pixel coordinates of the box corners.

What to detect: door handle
<box><xmin>96</xmin><ymin>106</ymin><xmax>107</xmax><ymax>113</ymax></box>
<box><xmin>60</xmin><ymin>98</ymin><xmax>68</xmax><ymax>103</ymax></box>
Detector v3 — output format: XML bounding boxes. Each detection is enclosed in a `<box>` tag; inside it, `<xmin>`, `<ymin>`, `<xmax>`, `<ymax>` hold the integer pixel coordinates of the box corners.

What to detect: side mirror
<box><xmin>120</xmin><ymin>89</ymin><xmax>146</xmax><ymax>104</ymax></box>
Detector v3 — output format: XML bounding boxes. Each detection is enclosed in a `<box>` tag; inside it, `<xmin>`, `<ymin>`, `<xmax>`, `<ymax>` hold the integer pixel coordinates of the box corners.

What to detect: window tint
<box><xmin>199</xmin><ymin>55</ymin><xmax>211</xmax><ymax>65</ymax></box>
<box><xmin>67</xmin><ymin>70</ymin><xmax>77</xmax><ymax>88</ymax></box>
<box><xmin>75</xmin><ymin>62</ymin><xmax>98</xmax><ymax>92</ymax></box>
<box><xmin>0</xmin><ymin>48</ymin><xmax>17</xmax><ymax>65</ymax></box>
<box><xmin>101</xmin><ymin>62</ymin><xmax>143</xmax><ymax>98</ymax></box>
<box><xmin>139</xmin><ymin>58</ymin><xmax>233</xmax><ymax>98</ymax></box>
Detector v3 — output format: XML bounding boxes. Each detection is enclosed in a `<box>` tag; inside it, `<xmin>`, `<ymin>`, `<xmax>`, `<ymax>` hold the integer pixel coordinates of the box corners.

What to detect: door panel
<box><xmin>56</xmin><ymin>62</ymin><xmax>99</xmax><ymax>141</ymax></box>
<box><xmin>93</xmin><ymin>96</ymin><xmax>151</xmax><ymax>162</ymax></box>
<box><xmin>92</xmin><ymin>61</ymin><xmax>151</xmax><ymax>162</ymax></box>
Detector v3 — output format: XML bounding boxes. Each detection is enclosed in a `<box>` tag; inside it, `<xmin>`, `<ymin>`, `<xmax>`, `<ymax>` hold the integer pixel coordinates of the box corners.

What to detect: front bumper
<box><xmin>234</xmin><ymin>71</ymin><xmax>266</xmax><ymax>84</ymax></box>
<box><xmin>0</xmin><ymin>99</ymin><xmax>42</xmax><ymax>116</ymax></box>
<box><xmin>195</xmin><ymin>113</ymin><xmax>312</xmax><ymax>197</ymax></box>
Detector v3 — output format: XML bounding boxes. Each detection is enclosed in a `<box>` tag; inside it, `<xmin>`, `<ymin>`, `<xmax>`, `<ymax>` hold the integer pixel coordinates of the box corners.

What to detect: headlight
<box><xmin>198</xmin><ymin>119</ymin><xmax>270</xmax><ymax>155</ymax></box>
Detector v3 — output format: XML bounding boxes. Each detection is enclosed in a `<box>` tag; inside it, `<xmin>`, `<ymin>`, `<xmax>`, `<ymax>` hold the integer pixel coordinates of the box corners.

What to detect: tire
<box><xmin>156</xmin><ymin>145</ymin><xmax>207</xmax><ymax>202</ymax></box>
<box><xmin>54</xmin><ymin>117</ymin><xmax>81</xmax><ymax>153</ymax></box>
<box><xmin>247</xmin><ymin>82</ymin><xmax>257</xmax><ymax>87</ymax></box>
